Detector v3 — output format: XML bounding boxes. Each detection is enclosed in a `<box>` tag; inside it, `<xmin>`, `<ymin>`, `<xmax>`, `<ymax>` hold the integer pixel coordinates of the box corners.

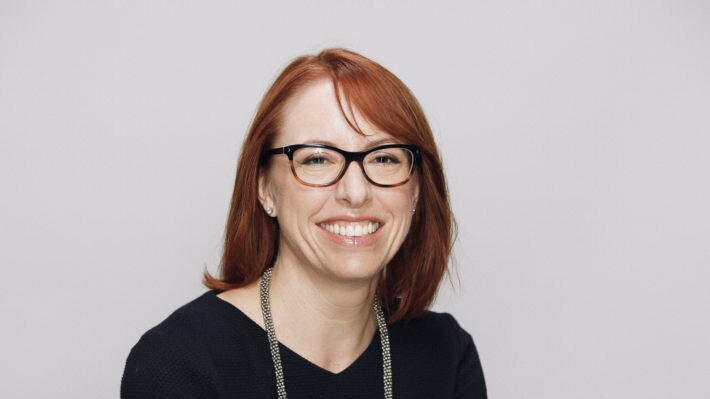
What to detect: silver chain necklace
<box><xmin>259</xmin><ymin>267</ymin><xmax>393</xmax><ymax>398</ymax></box>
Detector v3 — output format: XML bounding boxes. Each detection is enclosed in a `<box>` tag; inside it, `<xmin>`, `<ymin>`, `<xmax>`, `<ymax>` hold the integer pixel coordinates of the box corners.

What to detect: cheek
<box><xmin>393</xmin><ymin>180</ymin><xmax>417</xmax><ymax>210</ymax></box>
<box><xmin>379</xmin><ymin>189</ymin><xmax>415</xmax><ymax>227</ymax></box>
<box><xmin>276</xmin><ymin>184</ymin><xmax>330</xmax><ymax>230</ymax></box>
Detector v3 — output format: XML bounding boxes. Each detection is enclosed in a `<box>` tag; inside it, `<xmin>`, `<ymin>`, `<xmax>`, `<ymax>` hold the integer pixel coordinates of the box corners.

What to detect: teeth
<box><xmin>320</xmin><ymin>222</ymin><xmax>380</xmax><ymax>237</ymax></box>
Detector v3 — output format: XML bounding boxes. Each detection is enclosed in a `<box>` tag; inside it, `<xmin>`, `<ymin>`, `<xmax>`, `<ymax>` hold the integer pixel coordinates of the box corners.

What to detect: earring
<box><xmin>265</xmin><ymin>207</ymin><xmax>274</xmax><ymax>216</ymax></box>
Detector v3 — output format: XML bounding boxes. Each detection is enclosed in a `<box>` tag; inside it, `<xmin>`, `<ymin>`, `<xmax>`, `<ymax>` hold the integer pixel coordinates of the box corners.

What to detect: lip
<box><xmin>316</xmin><ymin>215</ymin><xmax>385</xmax><ymax>247</ymax></box>
<box><xmin>317</xmin><ymin>214</ymin><xmax>385</xmax><ymax>225</ymax></box>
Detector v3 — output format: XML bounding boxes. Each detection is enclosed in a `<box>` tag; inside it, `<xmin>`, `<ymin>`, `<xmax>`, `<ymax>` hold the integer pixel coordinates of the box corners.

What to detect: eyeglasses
<box><xmin>262</xmin><ymin>143</ymin><xmax>421</xmax><ymax>187</ymax></box>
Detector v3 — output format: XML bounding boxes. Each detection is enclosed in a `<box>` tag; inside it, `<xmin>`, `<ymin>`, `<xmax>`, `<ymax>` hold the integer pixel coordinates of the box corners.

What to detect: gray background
<box><xmin>1</xmin><ymin>0</ymin><xmax>708</xmax><ymax>398</ymax></box>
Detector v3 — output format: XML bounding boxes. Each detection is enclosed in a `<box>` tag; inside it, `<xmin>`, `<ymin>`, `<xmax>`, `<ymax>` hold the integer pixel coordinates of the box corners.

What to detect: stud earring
<box><xmin>265</xmin><ymin>207</ymin><xmax>274</xmax><ymax>216</ymax></box>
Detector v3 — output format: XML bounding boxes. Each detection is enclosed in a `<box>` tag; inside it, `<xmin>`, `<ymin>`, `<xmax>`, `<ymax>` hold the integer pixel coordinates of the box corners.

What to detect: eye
<box><xmin>301</xmin><ymin>155</ymin><xmax>332</xmax><ymax>166</ymax></box>
<box><xmin>303</xmin><ymin>156</ymin><xmax>329</xmax><ymax>165</ymax></box>
<box><xmin>371</xmin><ymin>154</ymin><xmax>401</xmax><ymax>164</ymax></box>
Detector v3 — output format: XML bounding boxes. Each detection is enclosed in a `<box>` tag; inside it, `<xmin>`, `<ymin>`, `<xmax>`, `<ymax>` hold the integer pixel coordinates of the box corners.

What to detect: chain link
<box><xmin>260</xmin><ymin>267</ymin><xmax>393</xmax><ymax>398</ymax></box>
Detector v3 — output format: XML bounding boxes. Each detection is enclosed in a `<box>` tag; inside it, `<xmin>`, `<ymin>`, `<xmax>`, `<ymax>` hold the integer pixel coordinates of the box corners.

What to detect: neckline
<box><xmin>206</xmin><ymin>289</ymin><xmax>381</xmax><ymax>377</ymax></box>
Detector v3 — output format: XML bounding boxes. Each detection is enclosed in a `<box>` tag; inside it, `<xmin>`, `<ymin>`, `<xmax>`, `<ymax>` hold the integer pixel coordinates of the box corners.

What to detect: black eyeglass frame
<box><xmin>262</xmin><ymin>143</ymin><xmax>422</xmax><ymax>188</ymax></box>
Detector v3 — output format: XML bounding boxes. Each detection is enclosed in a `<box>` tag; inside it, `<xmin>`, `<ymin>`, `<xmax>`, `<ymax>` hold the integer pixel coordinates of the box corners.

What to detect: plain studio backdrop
<box><xmin>1</xmin><ymin>1</ymin><xmax>708</xmax><ymax>398</ymax></box>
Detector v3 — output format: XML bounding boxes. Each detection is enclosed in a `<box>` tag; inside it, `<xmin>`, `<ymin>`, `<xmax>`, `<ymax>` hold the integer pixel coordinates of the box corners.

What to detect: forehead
<box><xmin>275</xmin><ymin>79</ymin><xmax>396</xmax><ymax>150</ymax></box>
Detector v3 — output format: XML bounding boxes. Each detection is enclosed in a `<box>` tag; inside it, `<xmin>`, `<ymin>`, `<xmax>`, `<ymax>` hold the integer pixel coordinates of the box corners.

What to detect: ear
<box><xmin>258</xmin><ymin>171</ymin><xmax>276</xmax><ymax>217</ymax></box>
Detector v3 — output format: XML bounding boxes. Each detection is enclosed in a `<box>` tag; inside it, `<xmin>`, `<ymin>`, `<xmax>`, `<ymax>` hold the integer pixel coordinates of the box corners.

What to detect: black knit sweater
<box><xmin>120</xmin><ymin>289</ymin><xmax>487</xmax><ymax>398</ymax></box>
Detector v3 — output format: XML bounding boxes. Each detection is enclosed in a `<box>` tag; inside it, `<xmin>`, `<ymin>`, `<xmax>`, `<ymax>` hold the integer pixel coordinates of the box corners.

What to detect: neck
<box><xmin>266</xmin><ymin>254</ymin><xmax>380</xmax><ymax>373</ymax></box>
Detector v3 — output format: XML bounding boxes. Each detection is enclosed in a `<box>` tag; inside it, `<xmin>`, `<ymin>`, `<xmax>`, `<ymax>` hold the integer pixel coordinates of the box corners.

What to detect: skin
<box><xmin>218</xmin><ymin>79</ymin><xmax>418</xmax><ymax>374</ymax></box>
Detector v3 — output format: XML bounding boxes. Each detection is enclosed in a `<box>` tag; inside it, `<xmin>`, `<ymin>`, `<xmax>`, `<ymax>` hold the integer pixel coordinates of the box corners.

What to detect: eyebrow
<box><xmin>302</xmin><ymin>137</ymin><xmax>399</xmax><ymax>149</ymax></box>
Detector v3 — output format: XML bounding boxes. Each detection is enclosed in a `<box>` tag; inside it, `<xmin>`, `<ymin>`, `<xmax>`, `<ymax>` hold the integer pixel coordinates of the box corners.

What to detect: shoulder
<box><xmin>120</xmin><ymin>291</ymin><xmax>223</xmax><ymax>398</ymax></box>
<box><xmin>125</xmin><ymin>289</ymin><xmax>231</xmax><ymax>351</ymax></box>
<box><xmin>391</xmin><ymin>310</ymin><xmax>487</xmax><ymax>398</ymax></box>
<box><xmin>130</xmin><ymin>290</ymin><xmax>224</xmax><ymax>347</ymax></box>
<box><xmin>392</xmin><ymin>309</ymin><xmax>474</xmax><ymax>349</ymax></box>
<box><xmin>431</xmin><ymin>311</ymin><xmax>480</xmax><ymax>357</ymax></box>
<box><xmin>429</xmin><ymin>311</ymin><xmax>487</xmax><ymax>398</ymax></box>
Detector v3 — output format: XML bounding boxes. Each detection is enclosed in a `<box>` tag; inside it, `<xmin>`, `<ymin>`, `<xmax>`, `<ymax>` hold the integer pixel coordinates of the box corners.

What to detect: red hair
<box><xmin>203</xmin><ymin>48</ymin><xmax>455</xmax><ymax>322</ymax></box>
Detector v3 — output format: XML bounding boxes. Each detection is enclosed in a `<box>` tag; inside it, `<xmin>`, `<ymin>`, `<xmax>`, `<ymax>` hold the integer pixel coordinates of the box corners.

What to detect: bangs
<box><xmin>322</xmin><ymin>54</ymin><xmax>425</xmax><ymax>147</ymax></box>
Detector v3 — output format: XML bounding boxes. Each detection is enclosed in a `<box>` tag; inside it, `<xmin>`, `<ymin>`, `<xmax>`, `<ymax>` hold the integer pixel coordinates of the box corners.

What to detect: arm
<box><xmin>120</xmin><ymin>329</ymin><xmax>217</xmax><ymax>399</ymax></box>
<box><xmin>445</xmin><ymin>314</ymin><xmax>488</xmax><ymax>399</ymax></box>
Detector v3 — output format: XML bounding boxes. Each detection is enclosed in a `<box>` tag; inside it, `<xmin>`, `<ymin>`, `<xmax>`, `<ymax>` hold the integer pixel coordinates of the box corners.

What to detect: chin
<box><xmin>325</xmin><ymin>257</ymin><xmax>383</xmax><ymax>283</ymax></box>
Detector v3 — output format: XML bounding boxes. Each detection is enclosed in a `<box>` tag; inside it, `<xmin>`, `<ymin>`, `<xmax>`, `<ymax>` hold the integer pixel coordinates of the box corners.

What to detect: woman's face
<box><xmin>259</xmin><ymin>79</ymin><xmax>419</xmax><ymax>283</ymax></box>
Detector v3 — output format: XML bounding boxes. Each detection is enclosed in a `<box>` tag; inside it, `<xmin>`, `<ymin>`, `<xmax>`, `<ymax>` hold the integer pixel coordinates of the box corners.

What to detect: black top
<box><xmin>120</xmin><ymin>289</ymin><xmax>487</xmax><ymax>398</ymax></box>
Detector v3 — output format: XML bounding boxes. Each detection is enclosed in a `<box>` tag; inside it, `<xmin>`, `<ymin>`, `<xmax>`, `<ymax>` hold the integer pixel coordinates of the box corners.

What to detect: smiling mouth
<box><xmin>318</xmin><ymin>222</ymin><xmax>381</xmax><ymax>237</ymax></box>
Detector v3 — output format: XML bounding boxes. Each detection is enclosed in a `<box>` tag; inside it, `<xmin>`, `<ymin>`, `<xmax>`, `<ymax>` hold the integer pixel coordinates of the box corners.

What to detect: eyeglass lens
<box><xmin>292</xmin><ymin>147</ymin><xmax>414</xmax><ymax>186</ymax></box>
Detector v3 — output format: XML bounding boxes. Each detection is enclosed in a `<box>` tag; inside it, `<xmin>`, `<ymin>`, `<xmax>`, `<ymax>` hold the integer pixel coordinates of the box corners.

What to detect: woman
<box><xmin>121</xmin><ymin>48</ymin><xmax>486</xmax><ymax>398</ymax></box>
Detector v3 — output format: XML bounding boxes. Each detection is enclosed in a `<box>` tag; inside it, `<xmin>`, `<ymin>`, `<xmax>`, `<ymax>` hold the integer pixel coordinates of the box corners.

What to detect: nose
<box><xmin>334</xmin><ymin>161</ymin><xmax>372</xmax><ymax>209</ymax></box>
